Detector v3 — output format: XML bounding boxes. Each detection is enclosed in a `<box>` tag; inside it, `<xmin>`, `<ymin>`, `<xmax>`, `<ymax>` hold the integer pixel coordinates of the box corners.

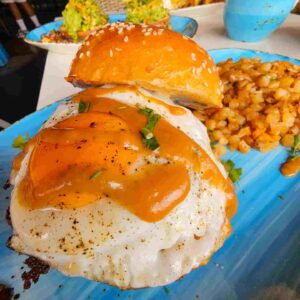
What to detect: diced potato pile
<box><xmin>195</xmin><ymin>58</ymin><xmax>300</xmax><ymax>156</ymax></box>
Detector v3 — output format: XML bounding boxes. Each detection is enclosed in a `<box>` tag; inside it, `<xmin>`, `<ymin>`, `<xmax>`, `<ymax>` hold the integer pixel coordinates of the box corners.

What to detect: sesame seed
<box><xmin>144</xmin><ymin>32</ymin><xmax>151</xmax><ymax>36</ymax></box>
<box><xmin>192</xmin><ymin>67</ymin><xmax>197</xmax><ymax>75</ymax></box>
<box><xmin>196</xmin><ymin>67</ymin><xmax>202</xmax><ymax>75</ymax></box>
<box><xmin>109</xmin><ymin>50</ymin><xmax>113</xmax><ymax>57</ymax></box>
<box><xmin>86</xmin><ymin>41</ymin><xmax>90</xmax><ymax>46</ymax></box>
<box><xmin>208</xmin><ymin>68</ymin><xmax>212</xmax><ymax>74</ymax></box>
<box><xmin>124</xmin><ymin>36</ymin><xmax>129</xmax><ymax>43</ymax></box>
<box><xmin>191</xmin><ymin>53</ymin><xmax>196</xmax><ymax>61</ymax></box>
<box><xmin>118</xmin><ymin>28</ymin><xmax>124</xmax><ymax>35</ymax></box>
<box><xmin>115</xmin><ymin>47</ymin><xmax>122</xmax><ymax>51</ymax></box>
<box><xmin>86</xmin><ymin>51</ymin><xmax>90</xmax><ymax>57</ymax></box>
<box><xmin>204</xmin><ymin>82</ymin><xmax>208</xmax><ymax>87</ymax></box>
<box><xmin>147</xmin><ymin>28</ymin><xmax>153</xmax><ymax>32</ymax></box>
<box><xmin>79</xmin><ymin>53</ymin><xmax>84</xmax><ymax>59</ymax></box>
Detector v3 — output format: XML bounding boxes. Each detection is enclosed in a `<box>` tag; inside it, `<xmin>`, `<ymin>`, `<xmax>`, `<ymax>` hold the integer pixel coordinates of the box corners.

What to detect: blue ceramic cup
<box><xmin>224</xmin><ymin>0</ymin><xmax>296</xmax><ymax>42</ymax></box>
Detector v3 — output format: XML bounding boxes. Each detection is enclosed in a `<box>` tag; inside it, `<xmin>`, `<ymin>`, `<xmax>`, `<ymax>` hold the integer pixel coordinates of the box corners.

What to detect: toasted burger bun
<box><xmin>66</xmin><ymin>22</ymin><xmax>223</xmax><ymax>108</ymax></box>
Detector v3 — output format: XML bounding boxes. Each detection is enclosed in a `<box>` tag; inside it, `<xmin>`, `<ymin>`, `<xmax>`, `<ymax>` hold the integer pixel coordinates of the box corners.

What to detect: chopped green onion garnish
<box><xmin>140</xmin><ymin>127</ymin><xmax>153</xmax><ymax>140</ymax></box>
<box><xmin>163</xmin><ymin>287</ymin><xmax>170</xmax><ymax>294</ymax></box>
<box><xmin>138</xmin><ymin>107</ymin><xmax>153</xmax><ymax>116</ymax></box>
<box><xmin>12</xmin><ymin>133</ymin><xmax>30</xmax><ymax>150</ymax></box>
<box><xmin>278</xmin><ymin>195</ymin><xmax>285</xmax><ymax>201</ymax></box>
<box><xmin>146</xmin><ymin>113</ymin><xmax>160</xmax><ymax>131</ymax></box>
<box><xmin>229</xmin><ymin>168</ymin><xmax>242</xmax><ymax>183</ymax></box>
<box><xmin>116</xmin><ymin>106</ymin><xmax>127</xmax><ymax>110</ymax></box>
<box><xmin>142</xmin><ymin>136</ymin><xmax>160</xmax><ymax>151</ymax></box>
<box><xmin>290</xmin><ymin>135</ymin><xmax>300</xmax><ymax>160</ymax></box>
<box><xmin>221</xmin><ymin>159</ymin><xmax>235</xmax><ymax>172</ymax></box>
<box><xmin>78</xmin><ymin>100</ymin><xmax>90</xmax><ymax>113</ymax></box>
<box><xmin>221</xmin><ymin>159</ymin><xmax>242</xmax><ymax>183</ymax></box>
<box><xmin>138</xmin><ymin>107</ymin><xmax>161</xmax><ymax>151</ymax></box>
<box><xmin>89</xmin><ymin>170</ymin><xmax>101</xmax><ymax>180</ymax></box>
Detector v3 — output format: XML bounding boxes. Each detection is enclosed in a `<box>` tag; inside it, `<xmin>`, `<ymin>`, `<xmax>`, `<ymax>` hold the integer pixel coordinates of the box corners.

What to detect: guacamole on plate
<box><xmin>124</xmin><ymin>0</ymin><xmax>169</xmax><ymax>25</ymax></box>
<box><xmin>62</xmin><ymin>0</ymin><xmax>108</xmax><ymax>41</ymax></box>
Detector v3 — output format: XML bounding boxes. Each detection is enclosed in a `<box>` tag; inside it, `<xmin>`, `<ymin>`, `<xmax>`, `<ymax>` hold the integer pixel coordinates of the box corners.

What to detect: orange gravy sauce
<box><xmin>15</xmin><ymin>88</ymin><xmax>237</xmax><ymax>222</ymax></box>
<box><xmin>280</xmin><ymin>157</ymin><xmax>300</xmax><ymax>177</ymax></box>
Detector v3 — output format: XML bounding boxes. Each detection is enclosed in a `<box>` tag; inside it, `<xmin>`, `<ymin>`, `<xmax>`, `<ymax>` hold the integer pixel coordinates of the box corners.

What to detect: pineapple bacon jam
<box><xmin>12</xmin><ymin>87</ymin><xmax>237</xmax><ymax>223</ymax></box>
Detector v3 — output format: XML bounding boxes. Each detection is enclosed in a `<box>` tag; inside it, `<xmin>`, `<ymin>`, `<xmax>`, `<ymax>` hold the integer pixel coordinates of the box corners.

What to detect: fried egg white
<box><xmin>9</xmin><ymin>86</ymin><xmax>232</xmax><ymax>289</ymax></box>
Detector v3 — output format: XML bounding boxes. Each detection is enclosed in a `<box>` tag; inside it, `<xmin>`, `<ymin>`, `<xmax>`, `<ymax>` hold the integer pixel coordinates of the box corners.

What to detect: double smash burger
<box><xmin>9</xmin><ymin>23</ymin><xmax>237</xmax><ymax>289</ymax></box>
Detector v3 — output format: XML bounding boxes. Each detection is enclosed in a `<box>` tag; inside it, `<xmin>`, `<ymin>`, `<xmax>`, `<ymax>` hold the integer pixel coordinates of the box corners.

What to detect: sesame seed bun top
<box><xmin>66</xmin><ymin>22</ymin><xmax>223</xmax><ymax>108</ymax></box>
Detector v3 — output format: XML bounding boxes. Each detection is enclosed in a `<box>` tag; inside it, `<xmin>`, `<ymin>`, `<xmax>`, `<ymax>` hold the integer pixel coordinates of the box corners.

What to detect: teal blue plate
<box><xmin>26</xmin><ymin>14</ymin><xmax>198</xmax><ymax>42</ymax></box>
<box><xmin>0</xmin><ymin>49</ymin><xmax>299</xmax><ymax>299</ymax></box>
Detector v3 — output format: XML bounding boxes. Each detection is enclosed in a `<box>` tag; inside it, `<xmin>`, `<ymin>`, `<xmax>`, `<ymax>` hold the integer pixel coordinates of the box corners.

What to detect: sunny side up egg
<box><xmin>9</xmin><ymin>85</ymin><xmax>237</xmax><ymax>289</ymax></box>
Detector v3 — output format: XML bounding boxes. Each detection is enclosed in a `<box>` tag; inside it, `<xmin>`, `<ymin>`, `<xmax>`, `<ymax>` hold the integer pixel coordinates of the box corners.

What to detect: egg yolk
<box><xmin>15</xmin><ymin>87</ymin><xmax>237</xmax><ymax>222</ymax></box>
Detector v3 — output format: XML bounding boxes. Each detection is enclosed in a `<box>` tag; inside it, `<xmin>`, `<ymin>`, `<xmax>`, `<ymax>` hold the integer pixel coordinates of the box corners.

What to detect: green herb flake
<box><xmin>12</xmin><ymin>133</ymin><xmax>30</xmax><ymax>150</ymax></box>
<box><xmin>146</xmin><ymin>113</ymin><xmax>161</xmax><ymax>131</ymax></box>
<box><xmin>290</xmin><ymin>134</ymin><xmax>300</xmax><ymax>160</ymax></box>
<box><xmin>229</xmin><ymin>168</ymin><xmax>243</xmax><ymax>183</ymax></box>
<box><xmin>78</xmin><ymin>100</ymin><xmax>90</xmax><ymax>113</ymax></box>
<box><xmin>221</xmin><ymin>159</ymin><xmax>235</xmax><ymax>172</ymax></box>
<box><xmin>221</xmin><ymin>159</ymin><xmax>242</xmax><ymax>183</ymax></box>
<box><xmin>140</xmin><ymin>127</ymin><xmax>153</xmax><ymax>139</ymax></box>
<box><xmin>138</xmin><ymin>107</ymin><xmax>153</xmax><ymax>116</ymax></box>
<box><xmin>142</xmin><ymin>136</ymin><xmax>160</xmax><ymax>151</ymax></box>
<box><xmin>138</xmin><ymin>107</ymin><xmax>161</xmax><ymax>151</ymax></box>
<box><xmin>89</xmin><ymin>170</ymin><xmax>101</xmax><ymax>180</ymax></box>
<box><xmin>163</xmin><ymin>287</ymin><xmax>170</xmax><ymax>294</ymax></box>
<box><xmin>278</xmin><ymin>195</ymin><xmax>285</xmax><ymax>201</ymax></box>
<box><xmin>210</xmin><ymin>141</ymin><xmax>218</xmax><ymax>149</ymax></box>
<box><xmin>116</xmin><ymin>106</ymin><xmax>127</xmax><ymax>110</ymax></box>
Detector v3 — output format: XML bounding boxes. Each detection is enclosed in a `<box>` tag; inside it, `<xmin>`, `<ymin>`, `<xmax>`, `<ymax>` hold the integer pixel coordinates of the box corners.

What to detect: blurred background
<box><xmin>0</xmin><ymin>0</ymin><xmax>67</xmax><ymax>129</ymax></box>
